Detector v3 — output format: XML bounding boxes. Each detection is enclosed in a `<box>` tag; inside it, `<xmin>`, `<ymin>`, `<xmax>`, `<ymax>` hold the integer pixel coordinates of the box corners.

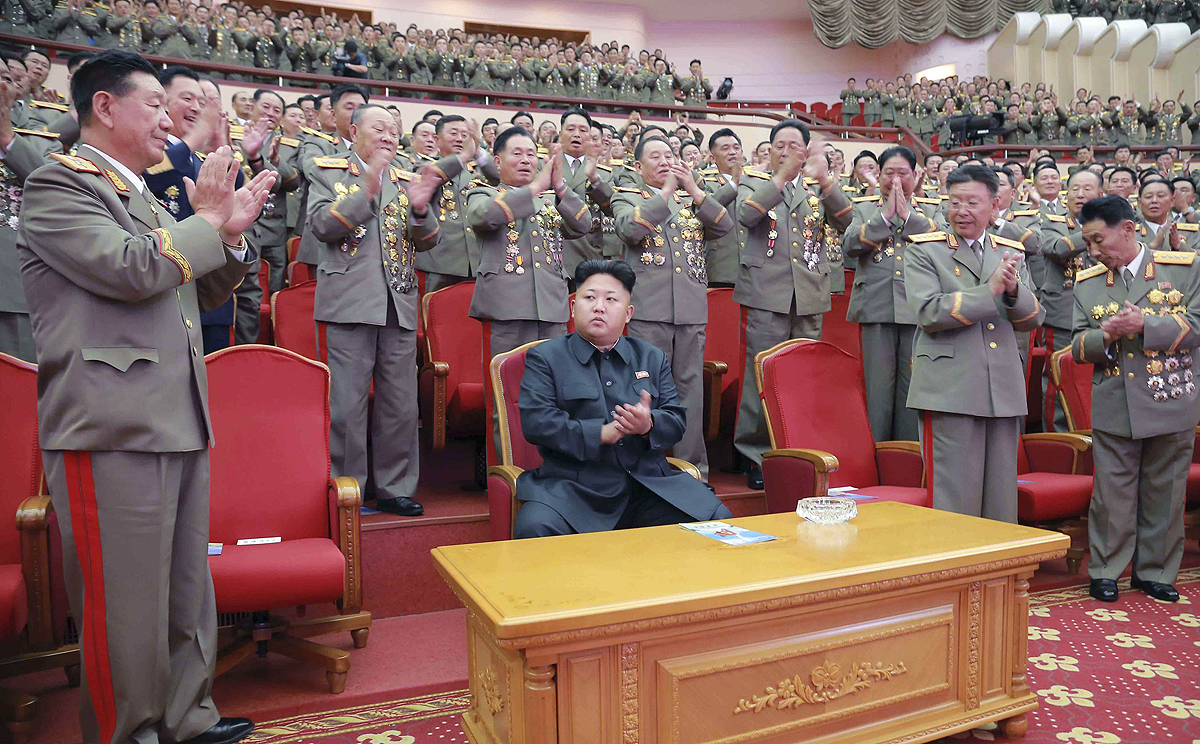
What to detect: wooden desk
<box><xmin>432</xmin><ymin>502</ymin><xmax>1069</xmax><ymax>744</ymax></box>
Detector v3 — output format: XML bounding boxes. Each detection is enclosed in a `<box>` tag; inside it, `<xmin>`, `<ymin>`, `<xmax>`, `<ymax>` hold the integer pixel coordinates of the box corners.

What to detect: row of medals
<box><xmin>640</xmin><ymin>208</ymin><xmax>704</xmax><ymax>268</ymax></box>
<box><xmin>1093</xmin><ymin>289</ymin><xmax>1195</xmax><ymax>401</ymax></box>
<box><xmin>766</xmin><ymin>197</ymin><xmax>822</xmax><ymax>271</ymax></box>
<box><xmin>504</xmin><ymin>204</ymin><xmax>565</xmax><ymax>275</ymax></box>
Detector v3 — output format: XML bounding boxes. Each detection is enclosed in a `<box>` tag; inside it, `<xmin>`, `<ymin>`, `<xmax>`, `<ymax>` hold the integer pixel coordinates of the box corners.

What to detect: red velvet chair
<box><xmin>420</xmin><ymin>282</ymin><xmax>485</xmax><ymax>450</ymax></box>
<box><xmin>487</xmin><ymin>341</ymin><xmax>702</xmax><ymax>540</ymax></box>
<box><xmin>791</xmin><ymin>102</ymin><xmax>808</xmax><ymax>113</ymax></box>
<box><xmin>829</xmin><ymin>102</ymin><xmax>842</xmax><ymax>122</ymax></box>
<box><xmin>286</xmin><ymin>235</ymin><xmax>301</xmax><ymax>265</ymax></box>
<box><xmin>206</xmin><ymin>346</ymin><xmax>370</xmax><ymax>694</ymax></box>
<box><xmin>822</xmin><ymin>287</ymin><xmax>862</xmax><ymax>361</ymax></box>
<box><xmin>1026</xmin><ymin>329</ymin><xmax>1049</xmax><ymax>430</ymax></box>
<box><xmin>754</xmin><ymin>340</ymin><xmax>929</xmax><ymax>511</ymax></box>
<box><xmin>810</xmin><ymin>102</ymin><xmax>829</xmax><ymax>120</ymax></box>
<box><xmin>271</xmin><ymin>280</ymin><xmax>324</xmax><ymax>363</ymax></box>
<box><xmin>288</xmin><ymin>260</ymin><xmax>312</xmax><ymax>285</ymax></box>
<box><xmin>703</xmin><ymin>288</ymin><xmax>738</xmax><ymax>442</ymax></box>
<box><xmin>1015</xmin><ymin>433</ymin><xmax>1093</xmax><ymax>573</ymax></box>
<box><xmin>0</xmin><ymin>354</ymin><xmax>81</xmax><ymax>740</ymax></box>
<box><xmin>850</xmin><ymin>113</ymin><xmax>865</xmax><ymax>128</ymax></box>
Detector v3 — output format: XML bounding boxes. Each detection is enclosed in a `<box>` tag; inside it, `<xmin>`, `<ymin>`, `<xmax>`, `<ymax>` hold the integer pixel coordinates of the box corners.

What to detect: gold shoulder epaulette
<box><xmin>992</xmin><ymin>234</ymin><xmax>1025</xmax><ymax>252</ymax></box>
<box><xmin>1176</xmin><ymin>222</ymin><xmax>1199</xmax><ymax>232</ymax></box>
<box><xmin>468</xmin><ymin>179</ymin><xmax>490</xmax><ymax>189</ymax></box>
<box><xmin>596</xmin><ymin>162</ymin><xmax>612</xmax><ymax>172</ymax></box>
<box><xmin>303</xmin><ymin>127</ymin><xmax>339</xmax><ymax>144</ymax></box>
<box><xmin>49</xmin><ymin>153</ymin><xmax>101</xmax><ymax>173</ymax></box>
<box><xmin>1011</xmin><ymin>208</ymin><xmax>1039</xmax><ymax>217</ymax></box>
<box><xmin>700</xmin><ymin>167</ymin><xmax>718</xmax><ymax>175</ymax></box>
<box><xmin>1154</xmin><ymin>250</ymin><xmax>1196</xmax><ymax>265</ymax></box>
<box><xmin>908</xmin><ymin>231</ymin><xmax>947</xmax><ymax>243</ymax></box>
<box><xmin>1076</xmin><ymin>264</ymin><xmax>1108</xmax><ymax>281</ymax></box>
<box><xmin>29</xmin><ymin>100</ymin><xmax>68</xmax><ymax>112</ymax></box>
<box><xmin>743</xmin><ymin>169</ymin><xmax>770</xmax><ymax>180</ymax></box>
<box><xmin>1045</xmin><ymin>214</ymin><xmax>1067</xmax><ymax>223</ymax></box>
<box><xmin>608</xmin><ymin>159</ymin><xmax>624</xmax><ymax>167</ymax></box>
<box><xmin>229</xmin><ymin>124</ymin><xmax>245</xmax><ymax>134</ymax></box>
<box><xmin>913</xmin><ymin>196</ymin><xmax>941</xmax><ymax>204</ymax></box>
<box><xmin>314</xmin><ymin>157</ymin><xmax>349</xmax><ymax>169</ymax></box>
<box><xmin>852</xmin><ymin>195</ymin><xmax>879</xmax><ymax>203</ymax></box>
<box><xmin>613</xmin><ymin>186</ymin><xmax>643</xmax><ymax>194</ymax></box>
<box><xmin>279</xmin><ymin>136</ymin><xmax>300</xmax><ymax>148</ymax></box>
<box><xmin>803</xmin><ymin>177</ymin><xmax>818</xmax><ymax>185</ymax></box>
<box><xmin>12</xmin><ymin>127</ymin><xmax>59</xmax><ymax>139</ymax></box>
<box><xmin>389</xmin><ymin>167</ymin><xmax>412</xmax><ymax>182</ymax></box>
<box><xmin>145</xmin><ymin>154</ymin><xmax>175</xmax><ymax>174</ymax></box>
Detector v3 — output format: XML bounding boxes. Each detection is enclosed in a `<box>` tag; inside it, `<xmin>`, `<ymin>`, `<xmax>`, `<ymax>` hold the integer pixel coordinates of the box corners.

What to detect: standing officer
<box><xmin>840</xmin><ymin>78</ymin><xmax>863</xmax><ymax>127</ymax></box>
<box><xmin>701</xmin><ymin>128</ymin><xmax>743</xmax><ymax>288</ymax></box>
<box><xmin>905</xmin><ymin>165</ymin><xmax>1044</xmax><ymax>522</ymax></box>
<box><xmin>557</xmin><ymin>108</ymin><xmax>616</xmax><ymax>280</ymax></box>
<box><xmin>1071</xmin><ymin>195</ymin><xmax>1200</xmax><ymax>603</ymax></box>
<box><xmin>296</xmin><ymin>84</ymin><xmax>364</xmax><ymax>268</ymax></box>
<box><xmin>18</xmin><ymin>51</ymin><xmax>273</xmax><ymax>744</ymax></box>
<box><xmin>307</xmin><ymin>104</ymin><xmax>457</xmax><ymax>518</ymax></box>
<box><xmin>0</xmin><ymin>56</ymin><xmax>61</xmax><ymax>362</ymax></box>
<box><xmin>417</xmin><ymin>114</ymin><xmax>500</xmax><ymax>292</ymax></box>
<box><xmin>843</xmin><ymin>146</ymin><xmax>937</xmax><ymax>442</ymax></box>
<box><xmin>612</xmin><ymin>134</ymin><xmax>732</xmax><ymax>480</ymax></box>
<box><xmin>733</xmin><ymin>120</ymin><xmax>853</xmax><ymax>488</ymax></box>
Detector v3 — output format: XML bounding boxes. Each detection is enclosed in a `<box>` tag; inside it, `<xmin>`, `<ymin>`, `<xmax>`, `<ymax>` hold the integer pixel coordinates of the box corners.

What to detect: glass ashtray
<box><xmin>796</xmin><ymin>497</ymin><xmax>857</xmax><ymax>524</ymax></box>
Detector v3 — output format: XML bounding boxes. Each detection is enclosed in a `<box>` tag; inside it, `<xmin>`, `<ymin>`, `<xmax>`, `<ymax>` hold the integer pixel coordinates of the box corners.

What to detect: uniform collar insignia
<box><xmin>104</xmin><ymin>168</ymin><xmax>130</xmax><ymax>194</ymax></box>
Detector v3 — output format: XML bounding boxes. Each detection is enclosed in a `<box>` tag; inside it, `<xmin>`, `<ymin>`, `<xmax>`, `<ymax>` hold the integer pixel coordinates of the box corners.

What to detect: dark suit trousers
<box><xmin>1089</xmin><ymin>428</ymin><xmax>1191</xmax><ymax>583</ymax></box>
<box><xmin>326</xmin><ymin>322</ymin><xmax>420</xmax><ymax>503</ymax></box>
<box><xmin>515</xmin><ymin>481</ymin><xmax>733</xmax><ymax>538</ymax></box>
<box><xmin>43</xmin><ymin>449</ymin><xmax>220</xmax><ymax>744</ymax></box>
<box><xmin>627</xmin><ymin>320</ymin><xmax>709</xmax><ymax>479</ymax></box>
<box><xmin>0</xmin><ymin>311</ymin><xmax>35</xmax><ymax>362</ymax></box>
<box><xmin>233</xmin><ymin>260</ymin><xmax>261</xmax><ymax>345</ymax></box>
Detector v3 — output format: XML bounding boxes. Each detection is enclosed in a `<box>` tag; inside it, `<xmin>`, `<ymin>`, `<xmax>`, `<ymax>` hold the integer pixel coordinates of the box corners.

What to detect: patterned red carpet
<box><xmin>243</xmin><ymin>570</ymin><xmax>1200</xmax><ymax>744</ymax></box>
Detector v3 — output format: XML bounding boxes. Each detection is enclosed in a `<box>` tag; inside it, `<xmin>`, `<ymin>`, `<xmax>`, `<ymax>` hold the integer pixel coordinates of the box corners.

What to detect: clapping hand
<box><xmin>803</xmin><ymin>145</ymin><xmax>832</xmax><ymax>189</ymax></box>
<box><xmin>612</xmin><ymin>390</ymin><xmax>653</xmax><ymax>436</ymax></box>
<box><xmin>987</xmin><ymin>251</ymin><xmax>1021</xmax><ymax>297</ymax></box>
<box><xmin>362</xmin><ymin>146</ymin><xmax>393</xmax><ymax>197</ymax></box>
<box><xmin>772</xmin><ymin>148</ymin><xmax>805</xmax><ymax>191</ymax></box>
<box><xmin>528</xmin><ymin>145</ymin><xmax>556</xmax><ymax>193</ymax></box>
<box><xmin>240</xmin><ymin>117</ymin><xmax>273</xmax><ymax>162</ymax></box>
<box><xmin>1101</xmin><ymin>301</ymin><xmax>1145</xmax><ymax>341</ymax></box>
<box><xmin>407</xmin><ymin>165</ymin><xmax>444</xmax><ymax>213</ymax></box>
<box><xmin>222</xmin><ymin>168</ymin><xmax>277</xmax><ymax>242</ymax></box>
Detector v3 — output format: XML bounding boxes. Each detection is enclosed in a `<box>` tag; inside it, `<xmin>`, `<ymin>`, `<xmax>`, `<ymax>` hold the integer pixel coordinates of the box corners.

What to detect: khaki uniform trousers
<box><xmin>920</xmin><ymin>411</ymin><xmax>1020</xmax><ymax>523</ymax></box>
<box><xmin>860</xmin><ymin>322</ymin><xmax>919</xmax><ymax>441</ymax></box>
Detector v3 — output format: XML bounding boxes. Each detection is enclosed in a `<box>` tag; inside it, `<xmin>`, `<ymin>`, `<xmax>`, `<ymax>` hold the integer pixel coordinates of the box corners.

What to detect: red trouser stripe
<box><xmin>64</xmin><ymin>452</ymin><xmax>117</xmax><ymax>744</ymax></box>
<box><xmin>737</xmin><ymin>305</ymin><xmax>749</xmax><ymax>412</ymax></box>
<box><xmin>481</xmin><ymin>321</ymin><xmax>495</xmax><ymax>466</ymax></box>
<box><xmin>922</xmin><ymin>412</ymin><xmax>935</xmax><ymax>504</ymax></box>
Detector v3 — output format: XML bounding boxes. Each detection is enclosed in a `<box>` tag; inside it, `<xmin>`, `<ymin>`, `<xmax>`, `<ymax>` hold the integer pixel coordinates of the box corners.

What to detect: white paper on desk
<box><xmin>679</xmin><ymin>521</ymin><xmax>777</xmax><ymax>546</ymax></box>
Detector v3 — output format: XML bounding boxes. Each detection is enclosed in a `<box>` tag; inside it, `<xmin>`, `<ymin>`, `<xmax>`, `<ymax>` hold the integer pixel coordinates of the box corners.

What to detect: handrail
<box><xmin>941</xmin><ymin>143</ymin><xmax>1200</xmax><ymax>162</ymax></box>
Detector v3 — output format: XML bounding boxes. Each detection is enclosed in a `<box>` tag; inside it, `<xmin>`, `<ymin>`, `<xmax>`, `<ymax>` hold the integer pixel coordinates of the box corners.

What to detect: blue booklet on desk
<box><xmin>679</xmin><ymin>521</ymin><xmax>777</xmax><ymax>546</ymax></box>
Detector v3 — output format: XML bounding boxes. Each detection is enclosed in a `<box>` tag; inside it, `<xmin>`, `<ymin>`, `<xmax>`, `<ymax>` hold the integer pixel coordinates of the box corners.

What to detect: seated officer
<box><xmin>513</xmin><ymin>259</ymin><xmax>732</xmax><ymax>539</ymax></box>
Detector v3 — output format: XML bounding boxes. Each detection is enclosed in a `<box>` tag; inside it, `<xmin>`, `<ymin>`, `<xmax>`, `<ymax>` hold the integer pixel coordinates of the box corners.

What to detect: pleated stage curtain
<box><xmin>807</xmin><ymin>0</ymin><xmax>1051</xmax><ymax>48</ymax></box>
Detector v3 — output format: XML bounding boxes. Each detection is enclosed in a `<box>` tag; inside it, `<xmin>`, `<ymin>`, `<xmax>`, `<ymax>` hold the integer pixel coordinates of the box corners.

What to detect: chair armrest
<box><xmin>874</xmin><ymin>440</ymin><xmax>925</xmax><ymax>488</ymax></box>
<box><xmin>418</xmin><ymin>361</ymin><xmax>450</xmax><ymax>450</ymax></box>
<box><xmin>328</xmin><ymin>476</ymin><xmax>363</xmax><ymax>614</ymax></box>
<box><xmin>17</xmin><ymin>495</ymin><xmax>55</xmax><ymax>650</ymax></box>
<box><xmin>761</xmin><ymin>448</ymin><xmax>839</xmax><ymax>514</ymax></box>
<box><xmin>1021</xmin><ymin>432</ymin><xmax>1092</xmax><ymax>475</ymax></box>
<box><xmin>702</xmin><ymin>360</ymin><xmax>727</xmax><ymax>443</ymax></box>
<box><xmin>487</xmin><ymin>464</ymin><xmax>524</xmax><ymax>541</ymax></box>
<box><xmin>666</xmin><ymin>457</ymin><xmax>702</xmax><ymax>481</ymax></box>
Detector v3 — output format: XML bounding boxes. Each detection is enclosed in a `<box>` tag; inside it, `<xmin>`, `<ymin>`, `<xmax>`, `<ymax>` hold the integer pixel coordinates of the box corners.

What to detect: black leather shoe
<box><xmin>183</xmin><ymin>718</ymin><xmax>254</xmax><ymax>744</ymax></box>
<box><xmin>375</xmin><ymin>497</ymin><xmax>424</xmax><ymax>516</ymax></box>
<box><xmin>1130</xmin><ymin>575</ymin><xmax>1179</xmax><ymax>602</ymax></box>
<box><xmin>1089</xmin><ymin>579</ymin><xmax>1119</xmax><ymax>602</ymax></box>
<box><xmin>746</xmin><ymin>464</ymin><xmax>763</xmax><ymax>491</ymax></box>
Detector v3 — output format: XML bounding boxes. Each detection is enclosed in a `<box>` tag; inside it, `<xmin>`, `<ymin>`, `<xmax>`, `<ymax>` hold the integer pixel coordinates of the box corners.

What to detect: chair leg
<box><xmin>0</xmin><ymin>688</ymin><xmax>38</xmax><ymax>744</ymax></box>
<box><xmin>214</xmin><ymin>636</ymin><xmax>258</xmax><ymax>679</ymax></box>
<box><xmin>270</xmin><ymin>635</ymin><xmax>350</xmax><ymax>694</ymax></box>
<box><xmin>350</xmin><ymin>628</ymin><xmax>369</xmax><ymax>649</ymax></box>
<box><xmin>64</xmin><ymin>664</ymin><xmax>80</xmax><ymax>688</ymax></box>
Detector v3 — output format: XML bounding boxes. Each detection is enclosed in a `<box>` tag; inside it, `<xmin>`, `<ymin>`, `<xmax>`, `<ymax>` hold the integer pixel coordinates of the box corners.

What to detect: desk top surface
<box><xmin>431</xmin><ymin>502</ymin><xmax>1069</xmax><ymax>641</ymax></box>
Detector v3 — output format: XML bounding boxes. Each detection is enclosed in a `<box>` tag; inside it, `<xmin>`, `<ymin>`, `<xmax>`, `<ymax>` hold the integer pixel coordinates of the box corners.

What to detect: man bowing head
<box><xmin>513</xmin><ymin>259</ymin><xmax>732</xmax><ymax>539</ymax></box>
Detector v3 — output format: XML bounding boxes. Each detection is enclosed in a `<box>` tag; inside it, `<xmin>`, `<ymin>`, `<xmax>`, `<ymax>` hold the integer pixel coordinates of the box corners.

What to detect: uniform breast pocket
<box><xmin>916</xmin><ymin>342</ymin><xmax>954</xmax><ymax>360</ymax></box>
<box><xmin>559</xmin><ymin>383</ymin><xmax>599</xmax><ymax>404</ymax></box>
<box><xmin>81</xmin><ymin>347</ymin><xmax>160</xmax><ymax>372</ymax></box>
<box><xmin>741</xmin><ymin>244</ymin><xmax>765</xmax><ymax>269</ymax></box>
<box><xmin>318</xmin><ymin>263</ymin><xmax>349</xmax><ymax>277</ymax></box>
<box><xmin>633</xmin><ymin>380</ymin><xmax>658</xmax><ymax>402</ymax></box>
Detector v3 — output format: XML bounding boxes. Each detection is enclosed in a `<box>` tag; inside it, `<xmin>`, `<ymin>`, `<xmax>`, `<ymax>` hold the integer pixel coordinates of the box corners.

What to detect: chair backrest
<box><xmin>756</xmin><ymin>340</ymin><xmax>881</xmax><ymax>488</ymax></box>
<box><xmin>706</xmin><ymin>287</ymin><xmax>741</xmax><ymax>395</ymax></box>
<box><xmin>272</xmin><ymin>280</ymin><xmax>324</xmax><ymax>363</ymax></box>
<box><xmin>822</xmin><ymin>290</ymin><xmax>862</xmax><ymax>360</ymax></box>
<box><xmin>286</xmin><ymin>236</ymin><xmax>301</xmax><ymax>264</ymax></box>
<box><xmin>851</xmin><ymin>113</ymin><xmax>865</xmax><ymax>127</ymax></box>
<box><xmin>1051</xmin><ymin>347</ymin><xmax>1092</xmax><ymax>432</ymax></box>
<box><xmin>423</xmin><ymin>281</ymin><xmax>482</xmax><ymax>392</ymax></box>
<box><xmin>288</xmin><ymin>261</ymin><xmax>312</xmax><ymax>285</ymax></box>
<box><xmin>490</xmin><ymin>340</ymin><xmax>546</xmax><ymax>470</ymax></box>
<box><xmin>0</xmin><ymin>354</ymin><xmax>40</xmax><ymax>565</ymax></box>
<box><xmin>566</xmin><ymin>293</ymin><xmax>576</xmax><ymax>334</ymax></box>
<box><xmin>791</xmin><ymin>102</ymin><xmax>807</xmax><ymax>113</ymax></box>
<box><xmin>206</xmin><ymin>346</ymin><xmax>332</xmax><ymax>544</ymax></box>
<box><xmin>811</xmin><ymin>102</ymin><xmax>828</xmax><ymax>118</ymax></box>
<box><xmin>258</xmin><ymin>260</ymin><xmax>270</xmax><ymax>297</ymax></box>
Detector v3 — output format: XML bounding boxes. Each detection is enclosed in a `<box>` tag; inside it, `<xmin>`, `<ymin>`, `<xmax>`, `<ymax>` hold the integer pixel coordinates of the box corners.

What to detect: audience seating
<box><xmin>754</xmin><ymin>340</ymin><xmax>930</xmax><ymax>511</ymax></box>
<box><xmin>257</xmin><ymin>261</ymin><xmax>272</xmax><ymax>344</ymax></box>
<box><xmin>420</xmin><ymin>283</ymin><xmax>485</xmax><ymax>451</ymax></box>
<box><xmin>288</xmin><ymin>261</ymin><xmax>312</xmax><ymax>285</ymax></box>
<box><xmin>487</xmin><ymin>340</ymin><xmax>703</xmax><ymax>540</ymax></box>
<box><xmin>703</xmin><ymin>288</ymin><xmax>739</xmax><ymax>441</ymax></box>
<box><xmin>271</xmin><ymin>280</ymin><xmax>324</xmax><ymax>363</ymax></box>
<box><xmin>206</xmin><ymin>345</ymin><xmax>370</xmax><ymax>694</ymax></box>
<box><xmin>1015</xmin><ymin>432</ymin><xmax>1094</xmax><ymax>573</ymax></box>
<box><xmin>1027</xmin><ymin>330</ymin><xmax>1049</xmax><ymax>430</ymax></box>
<box><xmin>822</xmin><ymin>275</ymin><xmax>862</xmax><ymax>360</ymax></box>
<box><xmin>287</xmin><ymin>236</ymin><xmax>301</xmax><ymax>265</ymax></box>
<box><xmin>1050</xmin><ymin>347</ymin><xmax>1091</xmax><ymax>433</ymax></box>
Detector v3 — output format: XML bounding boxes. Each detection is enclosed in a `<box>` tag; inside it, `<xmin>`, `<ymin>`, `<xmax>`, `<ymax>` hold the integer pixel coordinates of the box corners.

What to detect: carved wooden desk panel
<box><xmin>432</xmin><ymin>502</ymin><xmax>1069</xmax><ymax>744</ymax></box>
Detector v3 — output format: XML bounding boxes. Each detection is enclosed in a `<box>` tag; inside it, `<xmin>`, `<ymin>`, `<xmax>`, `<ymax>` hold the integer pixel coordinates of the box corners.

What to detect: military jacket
<box><xmin>307</xmin><ymin>154</ymin><xmax>444</xmax><ymax>329</ymax></box>
<box><xmin>1041</xmin><ymin>219</ymin><xmax>1093</xmax><ymax>329</ymax></box>
<box><xmin>1135</xmin><ymin>218</ymin><xmax>1200</xmax><ymax>252</ymax></box>
<box><xmin>1146</xmin><ymin>106</ymin><xmax>1192</xmax><ymax>145</ymax></box>
<box><xmin>1103</xmin><ymin>108</ymin><xmax>1149</xmax><ymax>146</ymax></box>
<box><xmin>1</xmin><ymin>0</ymin><xmax>51</xmax><ymax>35</ymax></box>
<box><xmin>465</xmin><ymin>181</ymin><xmax>591</xmax><ymax>323</ymax></box>
<box><xmin>103</xmin><ymin>12</ymin><xmax>140</xmax><ymax>49</ymax></box>
<box><xmin>53</xmin><ymin>4</ymin><xmax>100</xmax><ymax>45</ymax></box>
<box><xmin>734</xmin><ymin>170</ymin><xmax>853</xmax><ymax>315</ymax></box>
<box><xmin>843</xmin><ymin>199</ymin><xmax>941</xmax><ymax>325</ymax></box>
<box><xmin>611</xmin><ymin>183</ymin><xmax>732</xmax><ymax>324</ymax></box>
<box><xmin>699</xmin><ymin>169</ymin><xmax>741</xmax><ymax>285</ymax></box>
<box><xmin>839</xmin><ymin>88</ymin><xmax>864</xmax><ymax>116</ymax></box>
<box><xmin>413</xmin><ymin>156</ymin><xmax>498</xmax><ymax>278</ymax></box>
<box><xmin>904</xmin><ymin>230</ymin><xmax>1045</xmax><ymax>417</ymax></box>
<box><xmin>294</xmin><ymin>127</ymin><xmax>348</xmax><ymax>264</ymax></box>
<box><xmin>556</xmin><ymin>155</ymin><xmax>618</xmax><ymax>277</ymax></box>
<box><xmin>0</xmin><ymin>131</ymin><xmax>61</xmax><ymax>314</ymax></box>
<box><xmin>1072</xmin><ymin>249</ymin><xmax>1200</xmax><ymax>438</ymax></box>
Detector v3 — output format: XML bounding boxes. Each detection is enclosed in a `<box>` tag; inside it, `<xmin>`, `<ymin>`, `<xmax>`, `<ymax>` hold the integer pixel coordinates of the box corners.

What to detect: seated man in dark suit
<box><xmin>514</xmin><ymin>259</ymin><xmax>733</xmax><ymax>539</ymax></box>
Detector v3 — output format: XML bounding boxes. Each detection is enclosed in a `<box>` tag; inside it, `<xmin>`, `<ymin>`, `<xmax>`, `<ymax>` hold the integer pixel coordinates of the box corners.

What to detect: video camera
<box><xmin>946</xmin><ymin>113</ymin><xmax>1005</xmax><ymax>147</ymax></box>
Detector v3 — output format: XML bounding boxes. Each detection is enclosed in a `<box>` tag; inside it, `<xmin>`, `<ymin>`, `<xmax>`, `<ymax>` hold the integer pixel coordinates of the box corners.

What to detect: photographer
<box><xmin>334</xmin><ymin>38</ymin><xmax>368</xmax><ymax>78</ymax></box>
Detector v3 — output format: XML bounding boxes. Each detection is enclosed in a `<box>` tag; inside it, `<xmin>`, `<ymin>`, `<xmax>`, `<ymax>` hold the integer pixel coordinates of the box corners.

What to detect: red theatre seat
<box><xmin>419</xmin><ymin>282</ymin><xmax>484</xmax><ymax>450</ymax></box>
<box><xmin>288</xmin><ymin>260</ymin><xmax>312</xmax><ymax>286</ymax></box>
<box><xmin>257</xmin><ymin>261</ymin><xmax>272</xmax><ymax>344</ymax></box>
<box><xmin>790</xmin><ymin>102</ymin><xmax>808</xmax><ymax>113</ymax></box>
<box><xmin>205</xmin><ymin>346</ymin><xmax>370</xmax><ymax>694</ymax></box>
<box><xmin>271</xmin><ymin>280</ymin><xmax>324</xmax><ymax>363</ymax></box>
<box><xmin>850</xmin><ymin>113</ymin><xmax>865</xmax><ymax>127</ymax></box>
<box><xmin>703</xmin><ymin>288</ymin><xmax>739</xmax><ymax>441</ymax></box>
<box><xmin>286</xmin><ymin>235</ymin><xmax>301</xmax><ymax>265</ymax></box>
<box><xmin>1016</xmin><ymin>432</ymin><xmax>1093</xmax><ymax>573</ymax></box>
<box><xmin>1026</xmin><ymin>330</ymin><xmax>1049</xmax><ymax>429</ymax></box>
<box><xmin>829</xmin><ymin>102</ymin><xmax>842</xmax><ymax>122</ymax></box>
<box><xmin>822</xmin><ymin>285</ymin><xmax>862</xmax><ymax>361</ymax></box>
<box><xmin>755</xmin><ymin>340</ymin><xmax>929</xmax><ymax>511</ymax></box>
<box><xmin>487</xmin><ymin>341</ymin><xmax>702</xmax><ymax>540</ymax></box>
<box><xmin>810</xmin><ymin>102</ymin><xmax>828</xmax><ymax>120</ymax></box>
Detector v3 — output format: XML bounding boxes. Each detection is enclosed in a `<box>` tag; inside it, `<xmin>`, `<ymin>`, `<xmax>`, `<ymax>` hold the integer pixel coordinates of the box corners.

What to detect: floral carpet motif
<box><xmin>245</xmin><ymin>570</ymin><xmax>1200</xmax><ymax>744</ymax></box>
